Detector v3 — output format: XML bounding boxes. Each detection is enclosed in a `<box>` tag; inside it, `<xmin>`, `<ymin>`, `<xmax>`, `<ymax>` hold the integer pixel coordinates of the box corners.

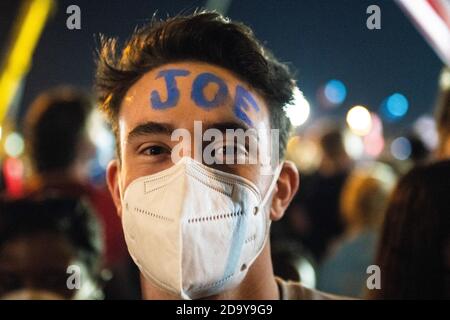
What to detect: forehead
<box><xmin>118</xmin><ymin>62</ymin><xmax>270</xmax><ymax>134</ymax></box>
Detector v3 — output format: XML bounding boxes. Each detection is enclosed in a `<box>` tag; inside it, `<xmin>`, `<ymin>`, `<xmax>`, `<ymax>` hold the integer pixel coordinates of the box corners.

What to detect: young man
<box><xmin>96</xmin><ymin>11</ymin><xmax>336</xmax><ymax>300</ymax></box>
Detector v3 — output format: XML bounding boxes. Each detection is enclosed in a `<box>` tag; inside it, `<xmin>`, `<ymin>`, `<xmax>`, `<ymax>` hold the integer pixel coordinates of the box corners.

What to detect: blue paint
<box><xmin>150</xmin><ymin>69</ymin><xmax>190</xmax><ymax>109</ymax></box>
<box><xmin>233</xmin><ymin>85</ymin><xmax>260</xmax><ymax>127</ymax></box>
<box><xmin>191</xmin><ymin>72</ymin><xmax>229</xmax><ymax>109</ymax></box>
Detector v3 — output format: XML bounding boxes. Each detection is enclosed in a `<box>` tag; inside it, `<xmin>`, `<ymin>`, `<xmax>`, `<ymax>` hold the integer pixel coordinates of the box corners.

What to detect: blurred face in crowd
<box><xmin>0</xmin><ymin>233</ymin><xmax>76</xmax><ymax>300</ymax></box>
<box><xmin>106</xmin><ymin>61</ymin><xmax>299</xmax><ymax>298</ymax></box>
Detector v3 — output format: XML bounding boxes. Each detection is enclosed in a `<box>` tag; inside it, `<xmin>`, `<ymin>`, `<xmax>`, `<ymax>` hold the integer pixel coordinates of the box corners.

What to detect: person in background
<box><xmin>0</xmin><ymin>196</ymin><xmax>102</xmax><ymax>299</ymax></box>
<box><xmin>291</xmin><ymin>128</ymin><xmax>353</xmax><ymax>262</ymax></box>
<box><xmin>23</xmin><ymin>87</ymin><xmax>127</xmax><ymax>268</ymax></box>
<box><xmin>369</xmin><ymin>160</ymin><xmax>450</xmax><ymax>300</ymax></box>
<box><xmin>317</xmin><ymin>163</ymin><xmax>394</xmax><ymax>297</ymax></box>
<box><xmin>435</xmin><ymin>68</ymin><xmax>450</xmax><ymax>160</ymax></box>
<box><xmin>407</xmin><ymin>133</ymin><xmax>430</xmax><ymax>166</ymax></box>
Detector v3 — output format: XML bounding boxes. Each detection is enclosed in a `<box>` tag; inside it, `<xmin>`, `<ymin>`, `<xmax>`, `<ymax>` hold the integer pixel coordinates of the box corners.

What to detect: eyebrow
<box><xmin>127</xmin><ymin>121</ymin><xmax>175</xmax><ymax>142</ymax></box>
<box><xmin>126</xmin><ymin>120</ymin><xmax>254</xmax><ymax>142</ymax></box>
<box><xmin>203</xmin><ymin>121</ymin><xmax>252</xmax><ymax>133</ymax></box>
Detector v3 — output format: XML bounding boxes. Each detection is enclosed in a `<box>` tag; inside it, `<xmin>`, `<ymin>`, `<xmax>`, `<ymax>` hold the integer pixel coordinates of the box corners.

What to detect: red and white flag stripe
<box><xmin>396</xmin><ymin>0</ymin><xmax>450</xmax><ymax>66</ymax></box>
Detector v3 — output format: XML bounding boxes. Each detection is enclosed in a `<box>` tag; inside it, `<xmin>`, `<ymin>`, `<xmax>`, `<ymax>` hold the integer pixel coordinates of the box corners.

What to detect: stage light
<box><xmin>391</xmin><ymin>137</ymin><xmax>412</xmax><ymax>161</ymax></box>
<box><xmin>324</xmin><ymin>79</ymin><xmax>347</xmax><ymax>105</ymax></box>
<box><xmin>4</xmin><ymin>132</ymin><xmax>24</xmax><ymax>158</ymax></box>
<box><xmin>285</xmin><ymin>87</ymin><xmax>311</xmax><ymax>127</ymax></box>
<box><xmin>346</xmin><ymin>105</ymin><xmax>372</xmax><ymax>136</ymax></box>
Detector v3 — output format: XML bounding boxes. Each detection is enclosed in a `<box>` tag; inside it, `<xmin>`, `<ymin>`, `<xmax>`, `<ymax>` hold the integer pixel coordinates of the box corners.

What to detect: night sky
<box><xmin>1</xmin><ymin>0</ymin><xmax>444</xmax><ymax>137</ymax></box>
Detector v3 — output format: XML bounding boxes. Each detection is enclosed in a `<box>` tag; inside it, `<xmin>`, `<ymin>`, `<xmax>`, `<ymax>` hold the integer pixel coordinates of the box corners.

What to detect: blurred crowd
<box><xmin>272</xmin><ymin>67</ymin><xmax>450</xmax><ymax>299</ymax></box>
<box><xmin>0</xmin><ymin>66</ymin><xmax>449</xmax><ymax>299</ymax></box>
<box><xmin>0</xmin><ymin>87</ymin><xmax>140</xmax><ymax>299</ymax></box>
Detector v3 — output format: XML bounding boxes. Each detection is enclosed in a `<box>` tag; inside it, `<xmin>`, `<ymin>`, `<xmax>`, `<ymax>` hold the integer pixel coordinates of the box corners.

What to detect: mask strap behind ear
<box><xmin>259</xmin><ymin>162</ymin><xmax>284</xmax><ymax>209</ymax></box>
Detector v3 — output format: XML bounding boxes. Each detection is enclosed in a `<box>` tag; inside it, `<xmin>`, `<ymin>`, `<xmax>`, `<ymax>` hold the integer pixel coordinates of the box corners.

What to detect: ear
<box><xmin>270</xmin><ymin>161</ymin><xmax>300</xmax><ymax>221</ymax></box>
<box><xmin>106</xmin><ymin>159</ymin><xmax>123</xmax><ymax>218</ymax></box>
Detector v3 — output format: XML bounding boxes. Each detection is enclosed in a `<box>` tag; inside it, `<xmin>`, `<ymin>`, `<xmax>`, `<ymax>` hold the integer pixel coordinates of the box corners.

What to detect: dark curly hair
<box><xmin>24</xmin><ymin>86</ymin><xmax>92</xmax><ymax>173</ymax></box>
<box><xmin>95</xmin><ymin>10</ymin><xmax>295</xmax><ymax>158</ymax></box>
<box><xmin>0</xmin><ymin>196</ymin><xmax>102</xmax><ymax>278</ymax></box>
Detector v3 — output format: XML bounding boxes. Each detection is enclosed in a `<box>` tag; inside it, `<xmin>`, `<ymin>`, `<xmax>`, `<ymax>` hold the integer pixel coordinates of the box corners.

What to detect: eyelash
<box><xmin>140</xmin><ymin>145</ymin><xmax>171</xmax><ymax>156</ymax></box>
<box><xmin>138</xmin><ymin>142</ymin><xmax>249</xmax><ymax>161</ymax></box>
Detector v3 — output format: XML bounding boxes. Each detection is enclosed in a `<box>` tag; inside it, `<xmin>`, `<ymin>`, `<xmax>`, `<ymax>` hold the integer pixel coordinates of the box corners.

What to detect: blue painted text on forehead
<box><xmin>149</xmin><ymin>68</ymin><xmax>261</xmax><ymax>127</ymax></box>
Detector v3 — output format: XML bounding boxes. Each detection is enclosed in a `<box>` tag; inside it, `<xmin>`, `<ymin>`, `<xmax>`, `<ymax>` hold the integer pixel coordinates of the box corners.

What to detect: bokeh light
<box><xmin>285</xmin><ymin>87</ymin><xmax>311</xmax><ymax>127</ymax></box>
<box><xmin>387</xmin><ymin>93</ymin><xmax>409</xmax><ymax>117</ymax></box>
<box><xmin>88</xmin><ymin>110</ymin><xmax>115</xmax><ymax>169</ymax></box>
<box><xmin>440</xmin><ymin>68</ymin><xmax>450</xmax><ymax>89</ymax></box>
<box><xmin>3</xmin><ymin>157</ymin><xmax>24</xmax><ymax>197</ymax></box>
<box><xmin>286</xmin><ymin>136</ymin><xmax>321</xmax><ymax>173</ymax></box>
<box><xmin>381</xmin><ymin>93</ymin><xmax>409</xmax><ymax>121</ymax></box>
<box><xmin>343</xmin><ymin>129</ymin><xmax>364</xmax><ymax>160</ymax></box>
<box><xmin>324</xmin><ymin>79</ymin><xmax>347</xmax><ymax>106</ymax></box>
<box><xmin>296</xmin><ymin>258</ymin><xmax>316</xmax><ymax>289</ymax></box>
<box><xmin>363</xmin><ymin>113</ymin><xmax>384</xmax><ymax>158</ymax></box>
<box><xmin>364</xmin><ymin>135</ymin><xmax>385</xmax><ymax>158</ymax></box>
<box><xmin>413</xmin><ymin>115</ymin><xmax>438</xmax><ymax>150</ymax></box>
<box><xmin>346</xmin><ymin>106</ymin><xmax>372</xmax><ymax>136</ymax></box>
<box><xmin>4</xmin><ymin>132</ymin><xmax>24</xmax><ymax>158</ymax></box>
<box><xmin>391</xmin><ymin>137</ymin><xmax>412</xmax><ymax>161</ymax></box>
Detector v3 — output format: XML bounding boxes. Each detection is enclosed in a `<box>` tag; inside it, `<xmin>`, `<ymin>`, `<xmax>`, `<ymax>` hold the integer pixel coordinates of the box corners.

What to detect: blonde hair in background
<box><xmin>340</xmin><ymin>162</ymin><xmax>395</xmax><ymax>231</ymax></box>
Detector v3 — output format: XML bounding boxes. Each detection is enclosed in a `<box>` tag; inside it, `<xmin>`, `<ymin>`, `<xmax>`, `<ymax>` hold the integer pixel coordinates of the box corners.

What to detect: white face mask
<box><xmin>121</xmin><ymin>157</ymin><xmax>282</xmax><ymax>299</ymax></box>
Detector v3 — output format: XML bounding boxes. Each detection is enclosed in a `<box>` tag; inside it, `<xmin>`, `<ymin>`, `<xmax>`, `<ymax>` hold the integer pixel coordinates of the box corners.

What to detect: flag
<box><xmin>396</xmin><ymin>0</ymin><xmax>450</xmax><ymax>66</ymax></box>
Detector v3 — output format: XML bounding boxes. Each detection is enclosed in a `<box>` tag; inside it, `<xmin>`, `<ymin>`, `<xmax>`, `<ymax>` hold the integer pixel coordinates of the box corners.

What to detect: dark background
<box><xmin>0</xmin><ymin>0</ymin><xmax>444</xmax><ymax>137</ymax></box>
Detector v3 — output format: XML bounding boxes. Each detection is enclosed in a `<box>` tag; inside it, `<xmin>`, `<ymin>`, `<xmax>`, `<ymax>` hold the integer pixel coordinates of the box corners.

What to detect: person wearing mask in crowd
<box><xmin>435</xmin><ymin>68</ymin><xmax>450</xmax><ymax>160</ymax></box>
<box><xmin>317</xmin><ymin>163</ymin><xmax>394</xmax><ymax>297</ymax></box>
<box><xmin>0</xmin><ymin>197</ymin><xmax>102</xmax><ymax>299</ymax></box>
<box><xmin>95</xmin><ymin>11</ymin><xmax>340</xmax><ymax>300</ymax></box>
<box><xmin>369</xmin><ymin>160</ymin><xmax>450</xmax><ymax>299</ymax></box>
<box><xmin>23</xmin><ymin>87</ymin><xmax>127</xmax><ymax>268</ymax></box>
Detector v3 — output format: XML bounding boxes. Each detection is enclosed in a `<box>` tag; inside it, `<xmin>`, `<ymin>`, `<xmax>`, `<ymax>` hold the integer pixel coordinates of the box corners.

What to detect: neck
<box><xmin>141</xmin><ymin>242</ymin><xmax>280</xmax><ymax>300</ymax></box>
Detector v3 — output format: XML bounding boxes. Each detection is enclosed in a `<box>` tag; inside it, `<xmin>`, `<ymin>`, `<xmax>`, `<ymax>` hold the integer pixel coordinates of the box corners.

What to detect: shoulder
<box><xmin>276</xmin><ymin>277</ymin><xmax>350</xmax><ymax>300</ymax></box>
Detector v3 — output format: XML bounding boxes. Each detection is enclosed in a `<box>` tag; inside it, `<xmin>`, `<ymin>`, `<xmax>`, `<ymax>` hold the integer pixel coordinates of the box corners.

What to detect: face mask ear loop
<box><xmin>257</xmin><ymin>162</ymin><xmax>284</xmax><ymax>246</ymax></box>
<box><xmin>259</xmin><ymin>162</ymin><xmax>284</xmax><ymax>210</ymax></box>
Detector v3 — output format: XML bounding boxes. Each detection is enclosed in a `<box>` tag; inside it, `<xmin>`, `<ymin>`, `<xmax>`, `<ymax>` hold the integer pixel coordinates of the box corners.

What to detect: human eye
<box><xmin>140</xmin><ymin>144</ymin><xmax>171</xmax><ymax>157</ymax></box>
<box><xmin>213</xmin><ymin>141</ymin><xmax>248</xmax><ymax>164</ymax></box>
